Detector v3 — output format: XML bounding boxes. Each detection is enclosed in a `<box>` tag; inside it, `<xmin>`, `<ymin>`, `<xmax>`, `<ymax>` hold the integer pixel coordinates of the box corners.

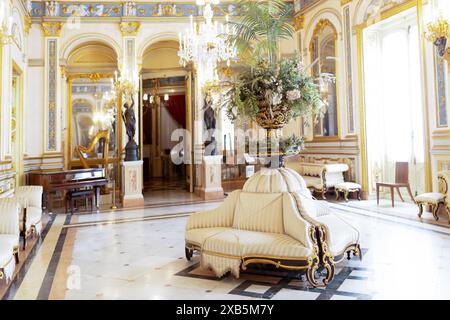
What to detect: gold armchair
<box><xmin>438</xmin><ymin>171</ymin><xmax>450</xmax><ymax>224</ymax></box>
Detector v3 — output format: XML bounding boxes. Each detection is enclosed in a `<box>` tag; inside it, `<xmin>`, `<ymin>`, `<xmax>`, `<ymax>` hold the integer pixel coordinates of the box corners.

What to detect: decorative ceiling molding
<box><xmin>30</xmin><ymin>1</ymin><xmax>240</xmax><ymax>19</ymax></box>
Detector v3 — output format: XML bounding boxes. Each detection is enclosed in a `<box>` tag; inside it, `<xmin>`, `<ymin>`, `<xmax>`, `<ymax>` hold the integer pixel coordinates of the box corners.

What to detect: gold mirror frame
<box><xmin>309</xmin><ymin>19</ymin><xmax>340</xmax><ymax>141</ymax></box>
<box><xmin>67</xmin><ymin>73</ymin><xmax>123</xmax><ymax>180</ymax></box>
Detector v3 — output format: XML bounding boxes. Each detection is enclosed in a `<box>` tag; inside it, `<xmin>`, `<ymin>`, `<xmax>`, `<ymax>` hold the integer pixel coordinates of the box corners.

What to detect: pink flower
<box><xmin>286</xmin><ymin>89</ymin><xmax>301</xmax><ymax>101</ymax></box>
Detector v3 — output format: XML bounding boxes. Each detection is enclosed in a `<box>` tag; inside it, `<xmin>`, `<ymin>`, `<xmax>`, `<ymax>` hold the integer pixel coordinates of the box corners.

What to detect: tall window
<box><xmin>363</xmin><ymin>9</ymin><xmax>425</xmax><ymax>195</ymax></box>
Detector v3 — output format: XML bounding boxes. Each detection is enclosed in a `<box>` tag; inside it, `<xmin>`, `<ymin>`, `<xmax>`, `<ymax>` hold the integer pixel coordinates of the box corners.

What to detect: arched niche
<box><xmin>141</xmin><ymin>40</ymin><xmax>180</xmax><ymax>70</ymax></box>
<box><xmin>66</xmin><ymin>40</ymin><xmax>120</xmax><ymax>183</ymax></box>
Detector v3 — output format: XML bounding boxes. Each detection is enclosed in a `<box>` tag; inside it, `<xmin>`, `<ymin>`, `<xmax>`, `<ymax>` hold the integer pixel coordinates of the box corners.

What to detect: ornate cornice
<box><xmin>119</xmin><ymin>21</ymin><xmax>141</xmax><ymax>36</ymax></box>
<box><xmin>294</xmin><ymin>15</ymin><xmax>305</xmax><ymax>31</ymax></box>
<box><xmin>30</xmin><ymin>1</ymin><xmax>240</xmax><ymax>19</ymax></box>
<box><xmin>41</xmin><ymin>22</ymin><xmax>63</xmax><ymax>37</ymax></box>
<box><xmin>23</xmin><ymin>15</ymin><xmax>32</xmax><ymax>34</ymax></box>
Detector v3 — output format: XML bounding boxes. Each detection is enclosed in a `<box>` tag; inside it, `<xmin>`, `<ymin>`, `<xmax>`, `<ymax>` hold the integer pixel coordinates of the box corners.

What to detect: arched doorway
<box><xmin>65</xmin><ymin>41</ymin><xmax>120</xmax><ymax>204</ymax></box>
<box><xmin>140</xmin><ymin>40</ymin><xmax>196</xmax><ymax>205</ymax></box>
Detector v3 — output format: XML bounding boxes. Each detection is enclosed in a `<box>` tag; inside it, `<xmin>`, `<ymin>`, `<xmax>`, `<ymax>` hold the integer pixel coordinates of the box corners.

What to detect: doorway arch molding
<box><xmin>137</xmin><ymin>32</ymin><xmax>180</xmax><ymax>66</ymax></box>
<box><xmin>303</xmin><ymin>8</ymin><xmax>342</xmax><ymax>52</ymax></box>
<box><xmin>60</xmin><ymin>33</ymin><xmax>123</xmax><ymax>63</ymax></box>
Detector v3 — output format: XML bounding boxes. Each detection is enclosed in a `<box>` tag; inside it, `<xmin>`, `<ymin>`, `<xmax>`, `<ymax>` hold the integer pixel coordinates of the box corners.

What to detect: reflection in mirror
<box><xmin>70</xmin><ymin>77</ymin><xmax>118</xmax><ymax>179</ymax></box>
<box><xmin>310</xmin><ymin>20</ymin><xmax>338</xmax><ymax>137</ymax></box>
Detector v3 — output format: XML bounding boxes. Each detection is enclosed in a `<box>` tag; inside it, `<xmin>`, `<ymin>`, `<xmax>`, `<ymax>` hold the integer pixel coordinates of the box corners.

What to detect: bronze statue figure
<box><xmin>122</xmin><ymin>95</ymin><xmax>139</xmax><ymax>161</ymax></box>
<box><xmin>122</xmin><ymin>95</ymin><xmax>136</xmax><ymax>142</ymax></box>
<box><xmin>203</xmin><ymin>92</ymin><xmax>217</xmax><ymax>156</ymax></box>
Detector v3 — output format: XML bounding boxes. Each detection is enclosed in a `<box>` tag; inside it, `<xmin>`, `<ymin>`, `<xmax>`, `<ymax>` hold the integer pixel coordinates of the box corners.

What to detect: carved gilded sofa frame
<box><xmin>185</xmin><ymin>168</ymin><xmax>362</xmax><ymax>288</ymax></box>
<box><xmin>185</xmin><ymin>224</ymin><xmax>331</xmax><ymax>288</ymax></box>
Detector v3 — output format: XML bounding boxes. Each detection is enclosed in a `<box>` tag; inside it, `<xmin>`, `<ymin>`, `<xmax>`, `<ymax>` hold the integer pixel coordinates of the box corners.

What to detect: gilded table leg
<box><xmin>344</xmin><ymin>191</ymin><xmax>349</xmax><ymax>202</ymax></box>
<box><xmin>357</xmin><ymin>189</ymin><xmax>362</xmax><ymax>201</ymax></box>
<box><xmin>390</xmin><ymin>187</ymin><xmax>395</xmax><ymax>207</ymax></box>
<box><xmin>432</xmin><ymin>203</ymin><xmax>440</xmax><ymax>221</ymax></box>
<box><xmin>376</xmin><ymin>184</ymin><xmax>380</xmax><ymax>205</ymax></box>
<box><xmin>335</xmin><ymin>190</ymin><xmax>340</xmax><ymax>201</ymax></box>
<box><xmin>417</xmin><ymin>203</ymin><xmax>423</xmax><ymax>218</ymax></box>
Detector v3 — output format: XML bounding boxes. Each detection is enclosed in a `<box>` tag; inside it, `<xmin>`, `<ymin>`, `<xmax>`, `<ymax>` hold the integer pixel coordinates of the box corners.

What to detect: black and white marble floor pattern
<box><xmin>3</xmin><ymin>199</ymin><xmax>450</xmax><ymax>300</ymax></box>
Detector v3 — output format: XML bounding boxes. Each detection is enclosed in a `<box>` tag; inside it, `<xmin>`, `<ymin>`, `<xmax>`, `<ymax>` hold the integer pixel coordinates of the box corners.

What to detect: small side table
<box><xmin>335</xmin><ymin>182</ymin><xmax>362</xmax><ymax>202</ymax></box>
<box><xmin>414</xmin><ymin>192</ymin><xmax>445</xmax><ymax>221</ymax></box>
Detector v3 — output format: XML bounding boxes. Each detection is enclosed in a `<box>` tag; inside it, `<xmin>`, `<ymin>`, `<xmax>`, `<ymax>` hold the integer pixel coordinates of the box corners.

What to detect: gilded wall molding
<box><xmin>41</xmin><ymin>22</ymin><xmax>63</xmax><ymax>37</ymax></box>
<box><xmin>294</xmin><ymin>15</ymin><xmax>305</xmax><ymax>31</ymax></box>
<box><xmin>23</xmin><ymin>15</ymin><xmax>32</xmax><ymax>34</ymax></box>
<box><xmin>119</xmin><ymin>21</ymin><xmax>141</xmax><ymax>37</ymax></box>
<box><xmin>341</xmin><ymin>0</ymin><xmax>352</xmax><ymax>6</ymax></box>
<box><xmin>343</xmin><ymin>5</ymin><xmax>355</xmax><ymax>133</ymax></box>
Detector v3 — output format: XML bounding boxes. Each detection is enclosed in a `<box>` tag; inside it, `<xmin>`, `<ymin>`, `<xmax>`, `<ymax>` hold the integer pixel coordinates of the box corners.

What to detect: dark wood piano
<box><xmin>28</xmin><ymin>168</ymin><xmax>108</xmax><ymax>213</ymax></box>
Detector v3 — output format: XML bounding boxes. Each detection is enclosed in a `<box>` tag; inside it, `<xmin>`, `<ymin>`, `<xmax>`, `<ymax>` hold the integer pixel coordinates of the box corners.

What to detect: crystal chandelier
<box><xmin>178</xmin><ymin>0</ymin><xmax>237</xmax><ymax>85</ymax></box>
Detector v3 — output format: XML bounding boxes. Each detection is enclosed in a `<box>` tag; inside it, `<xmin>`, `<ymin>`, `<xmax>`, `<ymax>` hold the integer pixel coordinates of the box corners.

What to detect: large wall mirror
<box><xmin>66</xmin><ymin>41</ymin><xmax>120</xmax><ymax>186</ymax></box>
<box><xmin>68</xmin><ymin>74</ymin><xmax>120</xmax><ymax>183</ymax></box>
<box><xmin>310</xmin><ymin>19</ymin><xmax>339</xmax><ymax>138</ymax></box>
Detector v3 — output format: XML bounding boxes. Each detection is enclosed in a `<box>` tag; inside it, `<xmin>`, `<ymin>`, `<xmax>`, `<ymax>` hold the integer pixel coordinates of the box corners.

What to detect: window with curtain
<box><xmin>363</xmin><ymin>9</ymin><xmax>425</xmax><ymax>196</ymax></box>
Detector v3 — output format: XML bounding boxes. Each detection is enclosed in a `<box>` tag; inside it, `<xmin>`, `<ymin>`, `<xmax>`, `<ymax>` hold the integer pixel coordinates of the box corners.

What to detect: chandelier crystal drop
<box><xmin>178</xmin><ymin>0</ymin><xmax>237</xmax><ymax>85</ymax></box>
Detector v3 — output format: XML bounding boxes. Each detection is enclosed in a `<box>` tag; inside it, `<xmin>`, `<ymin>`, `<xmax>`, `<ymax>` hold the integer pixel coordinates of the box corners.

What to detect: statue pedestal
<box><xmin>121</xmin><ymin>160</ymin><xmax>144</xmax><ymax>207</ymax></box>
<box><xmin>195</xmin><ymin>155</ymin><xmax>224</xmax><ymax>200</ymax></box>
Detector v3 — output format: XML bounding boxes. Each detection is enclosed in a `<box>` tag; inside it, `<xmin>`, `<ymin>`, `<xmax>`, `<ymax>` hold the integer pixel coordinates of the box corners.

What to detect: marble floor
<box><xmin>2</xmin><ymin>198</ymin><xmax>450</xmax><ymax>300</ymax></box>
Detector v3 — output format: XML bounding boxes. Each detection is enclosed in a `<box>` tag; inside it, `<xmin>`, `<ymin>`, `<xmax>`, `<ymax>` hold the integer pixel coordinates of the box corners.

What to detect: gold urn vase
<box><xmin>255</xmin><ymin>101</ymin><xmax>290</xmax><ymax>131</ymax></box>
<box><xmin>255</xmin><ymin>101</ymin><xmax>292</xmax><ymax>168</ymax></box>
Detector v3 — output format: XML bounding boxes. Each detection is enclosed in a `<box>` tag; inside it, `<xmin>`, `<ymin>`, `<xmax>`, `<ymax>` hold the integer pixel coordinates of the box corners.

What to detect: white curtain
<box><xmin>364</xmin><ymin>15</ymin><xmax>425</xmax><ymax>196</ymax></box>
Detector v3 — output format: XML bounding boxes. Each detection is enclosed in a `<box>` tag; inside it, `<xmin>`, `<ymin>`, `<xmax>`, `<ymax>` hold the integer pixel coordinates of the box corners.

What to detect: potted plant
<box><xmin>223</xmin><ymin>0</ymin><xmax>324</xmax><ymax>165</ymax></box>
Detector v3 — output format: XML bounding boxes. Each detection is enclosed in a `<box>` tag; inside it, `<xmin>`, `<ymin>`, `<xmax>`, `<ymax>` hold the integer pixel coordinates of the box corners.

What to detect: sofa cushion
<box><xmin>0</xmin><ymin>234</ymin><xmax>19</xmax><ymax>250</ymax></box>
<box><xmin>316</xmin><ymin>215</ymin><xmax>360</xmax><ymax>256</ymax></box>
<box><xmin>242</xmin><ymin>168</ymin><xmax>307</xmax><ymax>193</ymax></box>
<box><xmin>0</xmin><ymin>240</ymin><xmax>15</xmax><ymax>268</ymax></box>
<box><xmin>414</xmin><ymin>192</ymin><xmax>445</xmax><ymax>204</ymax></box>
<box><xmin>302</xmin><ymin>176</ymin><xmax>323</xmax><ymax>190</ymax></box>
<box><xmin>203</xmin><ymin>229</ymin><xmax>312</xmax><ymax>259</ymax></box>
<box><xmin>185</xmin><ymin>227</ymin><xmax>229</xmax><ymax>247</ymax></box>
<box><xmin>294</xmin><ymin>192</ymin><xmax>330</xmax><ymax>219</ymax></box>
<box><xmin>233</xmin><ymin>192</ymin><xmax>284</xmax><ymax>234</ymax></box>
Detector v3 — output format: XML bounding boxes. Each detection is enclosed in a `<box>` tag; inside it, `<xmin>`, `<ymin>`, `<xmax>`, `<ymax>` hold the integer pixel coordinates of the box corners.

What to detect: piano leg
<box><xmin>95</xmin><ymin>186</ymin><xmax>100</xmax><ymax>209</ymax></box>
<box><xmin>47</xmin><ymin>192</ymin><xmax>53</xmax><ymax>214</ymax></box>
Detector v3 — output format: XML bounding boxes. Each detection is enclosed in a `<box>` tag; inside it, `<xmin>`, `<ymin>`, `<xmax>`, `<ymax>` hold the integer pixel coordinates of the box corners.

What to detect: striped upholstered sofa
<box><xmin>284</xmin><ymin>157</ymin><xmax>349</xmax><ymax>199</ymax></box>
<box><xmin>185</xmin><ymin>168</ymin><xmax>361</xmax><ymax>287</ymax></box>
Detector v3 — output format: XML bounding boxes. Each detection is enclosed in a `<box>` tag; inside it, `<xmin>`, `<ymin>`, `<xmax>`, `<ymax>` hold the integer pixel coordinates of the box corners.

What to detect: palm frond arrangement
<box><xmin>228</xmin><ymin>0</ymin><xmax>295</xmax><ymax>64</ymax></box>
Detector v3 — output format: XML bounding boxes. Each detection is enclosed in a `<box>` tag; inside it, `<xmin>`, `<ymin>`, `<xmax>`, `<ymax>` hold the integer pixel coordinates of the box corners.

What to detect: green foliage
<box><xmin>228</xmin><ymin>0</ymin><xmax>294</xmax><ymax>65</ymax></box>
<box><xmin>279</xmin><ymin>134</ymin><xmax>305</xmax><ymax>155</ymax></box>
<box><xmin>223</xmin><ymin>55</ymin><xmax>323</xmax><ymax>124</ymax></box>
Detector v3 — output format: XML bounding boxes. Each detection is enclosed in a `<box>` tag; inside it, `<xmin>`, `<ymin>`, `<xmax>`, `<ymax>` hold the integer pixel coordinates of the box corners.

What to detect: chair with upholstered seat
<box><xmin>0</xmin><ymin>202</ymin><xmax>20</xmax><ymax>282</ymax></box>
<box><xmin>376</xmin><ymin>162</ymin><xmax>414</xmax><ymax>207</ymax></box>
<box><xmin>15</xmin><ymin>186</ymin><xmax>43</xmax><ymax>249</ymax></box>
